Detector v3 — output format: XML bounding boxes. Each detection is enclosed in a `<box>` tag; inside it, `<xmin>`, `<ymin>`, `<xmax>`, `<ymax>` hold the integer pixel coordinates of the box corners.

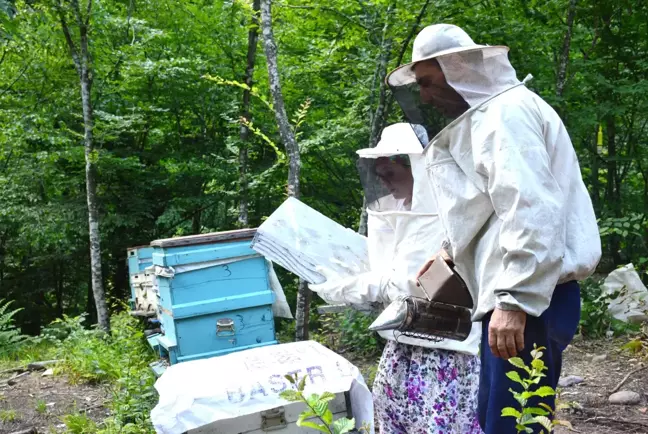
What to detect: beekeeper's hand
<box><xmin>488</xmin><ymin>308</ymin><xmax>527</xmax><ymax>360</ymax></box>
<box><xmin>415</xmin><ymin>249</ymin><xmax>453</xmax><ymax>286</ymax></box>
<box><xmin>309</xmin><ymin>265</ymin><xmax>347</xmax><ymax>293</ymax></box>
<box><xmin>308</xmin><ymin>265</ymin><xmax>386</xmax><ymax>306</ymax></box>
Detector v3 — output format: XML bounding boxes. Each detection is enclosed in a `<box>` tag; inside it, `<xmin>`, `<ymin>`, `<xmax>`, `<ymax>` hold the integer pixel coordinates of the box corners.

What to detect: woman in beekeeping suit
<box><xmin>309</xmin><ymin>123</ymin><xmax>483</xmax><ymax>434</ymax></box>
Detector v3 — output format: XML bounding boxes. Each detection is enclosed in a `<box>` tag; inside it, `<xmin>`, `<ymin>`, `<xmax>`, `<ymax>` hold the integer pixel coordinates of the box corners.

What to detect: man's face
<box><xmin>414</xmin><ymin>59</ymin><xmax>469</xmax><ymax>119</ymax></box>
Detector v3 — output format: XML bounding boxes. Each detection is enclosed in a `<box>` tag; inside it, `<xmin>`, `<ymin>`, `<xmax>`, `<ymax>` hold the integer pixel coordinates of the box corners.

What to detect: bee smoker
<box><xmin>369</xmin><ymin>296</ymin><xmax>473</xmax><ymax>341</ymax></box>
<box><xmin>368</xmin><ymin>253</ymin><xmax>474</xmax><ymax>342</ymax></box>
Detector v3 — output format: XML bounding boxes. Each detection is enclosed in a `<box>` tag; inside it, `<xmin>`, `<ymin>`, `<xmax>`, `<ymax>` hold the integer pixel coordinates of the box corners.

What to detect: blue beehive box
<box><xmin>126</xmin><ymin>246</ymin><xmax>154</xmax><ymax>310</ymax></box>
<box><xmin>149</xmin><ymin>229</ymin><xmax>278</xmax><ymax>365</ymax></box>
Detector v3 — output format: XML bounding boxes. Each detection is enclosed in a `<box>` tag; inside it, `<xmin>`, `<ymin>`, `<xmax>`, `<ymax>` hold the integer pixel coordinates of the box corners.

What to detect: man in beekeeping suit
<box><xmin>386</xmin><ymin>24</ymin><xmax>601</xmax><ymax>433</ymax></box>
<box><xmin>309</xmin><ymin>123</ymin><xmax>483</xmax><ymax>433</ymax></box>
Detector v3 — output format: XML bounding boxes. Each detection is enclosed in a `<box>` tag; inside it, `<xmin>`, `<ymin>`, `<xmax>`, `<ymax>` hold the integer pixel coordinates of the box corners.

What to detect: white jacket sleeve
<box><xmin>309</xmin><ymin>265</ymin><xmax>423</xmax><ymax>307</ymax></box>
<box><xmin>309</xmin><ymin>270</ymin><xmax>388</xmax><ymax>306</ymax></box>
<box><xmin>473</xmin><ymin>108</ymin><xmax>565</xmax><ymax>317</ymax></box>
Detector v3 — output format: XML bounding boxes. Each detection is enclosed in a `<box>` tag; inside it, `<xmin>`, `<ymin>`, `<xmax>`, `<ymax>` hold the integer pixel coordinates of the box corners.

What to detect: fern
<box><xmin>0</xmin><ymin>299</ymin><xmax>26</xmax><ymax>356</ymax></box>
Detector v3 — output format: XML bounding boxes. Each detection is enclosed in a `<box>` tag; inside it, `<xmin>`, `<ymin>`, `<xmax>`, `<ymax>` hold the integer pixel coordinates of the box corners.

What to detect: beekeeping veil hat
<box><xmin>386</xmin><ymin>24</ymin><xmax>522</xmax><ymax>137</ymax></box>
<box><xmin>357</xmin><ymin>123</ymin><xmax>434</xmax><ymax>212</ymax></box>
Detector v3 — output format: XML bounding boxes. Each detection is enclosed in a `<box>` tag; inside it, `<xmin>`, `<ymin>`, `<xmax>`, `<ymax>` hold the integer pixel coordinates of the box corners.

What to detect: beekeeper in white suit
<box><xmin>386</xmin><ymin>24</ymin><xmax>601</xmax><ymax>433</ymax></box>
<box><xmin>309</xmin><ymin>123</ymin><xmax>483</xmax><ymax>434</ymax></box>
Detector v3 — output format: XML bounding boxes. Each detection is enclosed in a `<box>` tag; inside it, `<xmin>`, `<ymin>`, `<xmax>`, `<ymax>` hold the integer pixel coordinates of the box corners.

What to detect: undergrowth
<box><xmin>52</xmin><ymin>312</ymin><xmax>157</xmax><ymax>433</ymax></box>
<box><xmin>1</xmin><ymin>311</ymin><xmax>157</xmax><ymax>433</ymax></box>
<box><xmin>0</xmin><ymin>299</ymin><xmax>27</xmax><ymax>358</ymax></box>
<box><xmin>312</xmin><ymin>309</ymin><xmax>383</xmax><ymax>357</ymax></box>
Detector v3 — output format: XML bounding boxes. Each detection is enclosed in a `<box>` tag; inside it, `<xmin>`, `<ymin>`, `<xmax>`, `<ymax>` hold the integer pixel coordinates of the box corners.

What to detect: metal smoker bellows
<box><xmin>369</xmin><ymin>296</ymin><xmax>472</xmax><ymax>342</ymax></box>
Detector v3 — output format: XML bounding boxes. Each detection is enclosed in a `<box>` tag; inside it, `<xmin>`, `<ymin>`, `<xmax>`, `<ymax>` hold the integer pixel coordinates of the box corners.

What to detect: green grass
<box><xmin>35</xmin><ymin>398</ymin><xmax>47</xmax><ymax>414</ymax></box>
<box><xmin>0</xmin><ymin>408</ymin><xmax>19</xmax><ymax>422</ymax></box>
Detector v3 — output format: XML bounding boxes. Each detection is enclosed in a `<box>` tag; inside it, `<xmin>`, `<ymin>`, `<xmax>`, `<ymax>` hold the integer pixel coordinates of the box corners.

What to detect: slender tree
<box><xmin>55</xmin><ymin>0</ymin><xmax>109</xmax><ymax>332</ymax></box>
<box><xmin>259</xmin><ymin>0</ymin><xmax>310</xmax><ymax>340</ymax></box>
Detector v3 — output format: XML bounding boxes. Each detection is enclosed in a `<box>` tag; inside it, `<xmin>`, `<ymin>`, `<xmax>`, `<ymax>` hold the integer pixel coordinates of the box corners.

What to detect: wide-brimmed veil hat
<box><xmin>386</xmin><ymin>24</ymin><xmax>509</xmax><ymax>87</ymax></box>
<box><xmin>356</xmin><ymin>123</ymin><xmax>428</xmax><ymax>159</ymax></box>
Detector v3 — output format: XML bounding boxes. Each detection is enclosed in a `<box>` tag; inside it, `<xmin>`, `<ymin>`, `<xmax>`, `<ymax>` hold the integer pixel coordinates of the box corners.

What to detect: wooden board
<box><xmin>151</xmin><ymin>228</ymin><xmax>258</xmax><ymax>248</ymax></box>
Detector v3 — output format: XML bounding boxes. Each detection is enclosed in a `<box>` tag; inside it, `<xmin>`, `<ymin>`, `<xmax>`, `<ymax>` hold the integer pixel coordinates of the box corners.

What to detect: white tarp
<box><xmin>602</xmin><ymin>263</ymin><xmax>648</xmax><ymax>323</ymax></box>
<box><xmin>251</xmin><ymin>197</ymin><xmax>370</xmax><ymax>284</ymax></box>
<box><xmin>267</xmin><ymin>259</ymin><xmax>293</xmax><ymax>319</ymax></box>
<box><xmin>151</xmin><ymin>341</ymin><xmax>374</xmax><ymax>434</ymax></box>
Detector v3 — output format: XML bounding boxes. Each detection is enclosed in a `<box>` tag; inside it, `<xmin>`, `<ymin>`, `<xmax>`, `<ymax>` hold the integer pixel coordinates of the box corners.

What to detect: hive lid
<box><xmin>151</xmin><ymin>228</ymin><xmax>258</xmax><ymax>248</ymax></box>
<box><xmin>127</xmin><ymin>244</ymin><xmax>154</xmax><ymax>252</ymax></box>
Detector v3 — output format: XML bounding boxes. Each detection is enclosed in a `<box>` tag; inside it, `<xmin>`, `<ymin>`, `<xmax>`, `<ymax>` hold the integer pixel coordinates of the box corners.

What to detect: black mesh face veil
<box><xmin>389</xmin><ymin>82</ymin><xmax>447</xmax><ymax>145</ymax></box>
<box><xmin>388</xmin><ymin>47</ymin><xmax>522</xmax><ymax>140</ymax></box>
<box><xmin>357</xmin><ymin>156</ymin><xmax>412</xmax><ymax>212</ymax></box>
<box><xmin>356</xmin><ymin>122</ymin><xmax>431</xmax><ymax>212</ymax></box>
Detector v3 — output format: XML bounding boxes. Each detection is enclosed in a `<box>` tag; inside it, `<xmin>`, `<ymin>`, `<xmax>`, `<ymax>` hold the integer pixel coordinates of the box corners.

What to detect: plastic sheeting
<box><xmin>150</xmin><ymin>340</ymin><xmax>374</xmax><ymax>434</ymax></box>
<box><xmin>602</xmin><ymin>263</ymin><xmax>648</xmax><ymax>323</ymax></box>
<box><xmin>251</xmin><ymin>197</ymin><xmax>370</xmax><ymax>285</ymax></box>
<box><xmin>266</xmin><ymin>259</ymin><xmax>293</xmax><ymax>319</ymax></box>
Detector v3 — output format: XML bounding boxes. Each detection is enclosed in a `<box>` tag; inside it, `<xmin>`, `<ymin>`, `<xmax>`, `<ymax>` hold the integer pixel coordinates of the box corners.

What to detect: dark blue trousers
<box><xmin>478</xmin><ymin>281</ymin><xmax>581</xmax><ymax>434</ymax></box>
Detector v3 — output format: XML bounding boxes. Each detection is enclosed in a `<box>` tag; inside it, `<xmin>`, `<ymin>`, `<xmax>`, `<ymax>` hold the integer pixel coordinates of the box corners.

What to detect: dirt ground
<box><xmin>554</xmin><ymin>337</ymin><xmax>648</xmax><ymax>434</ymax></box>
<box><xmin>0</xmin><ymin>369</ymin><xmax>107</xmax><ymax>434</ymax></box>
<box><xmin>0</xmin><ymin>337</ymin><xmax>647</xmax><ymax>434</ymax></box>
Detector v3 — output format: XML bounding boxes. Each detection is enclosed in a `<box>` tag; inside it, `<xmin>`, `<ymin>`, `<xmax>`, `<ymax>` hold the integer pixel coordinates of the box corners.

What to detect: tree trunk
<box><xmin>86</xmin><ymin>271</ymin><xmax>97</xmax><ymax>325</ymax></box>
<box><xmin>57</xmin><ymin>0</ymin><xmax>110</xmax><ymax>333</ymax></box>
<box><xmin>55</xmin><ymin>262</ymin><xmax>64</xmax><ymax>318</ymax></box>
<box><xmin>358</xmin><ymin>9</ymin><xmax>393</xmax><ymax>236</ymax></box>
<box><xmin>605</xmin><ymin>117</ymin><xmax>622</xmax><ymax>265</ymax></box>
<box><xmin>260</xmin><ymin>0</ymin><xmax>309</xmax><ymax>341</ymax></box>
<box><xmin>239</xmin><ymin>0</ymin><xmax>261</xmax><ymax>227</ymax></box>
<box><xmin>113</xmin><ymin>249</ymin><xmax>129</xmax><ymax>301</ymax></box>
<box><xmin>556</xmin><ymin>0</ymin><xmax>577</xmax><ymax>102</ymax></box>
<box><xmin>590</xmin><ymin>127</ymin><xmax>601</xmax><ymax>210</ymax></box>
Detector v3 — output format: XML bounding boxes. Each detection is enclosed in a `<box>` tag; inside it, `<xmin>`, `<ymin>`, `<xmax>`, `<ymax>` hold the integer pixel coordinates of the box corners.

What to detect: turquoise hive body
<box><xmin>149</xmin><ymin>229</ymin><xmax>278</xmax><ymax>365</ymax></box>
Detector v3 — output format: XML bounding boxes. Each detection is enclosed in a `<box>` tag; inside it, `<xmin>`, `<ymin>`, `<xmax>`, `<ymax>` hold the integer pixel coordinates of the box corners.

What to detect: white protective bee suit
<box><xmin>309</xmin><ymin>123</ymin><xmax>480</xmax><ymax>356</ymax></box>
<box><xmin>387</xmin><ymin>25</ymin><xmax>602</xmax><ymax>321</ymax></box>
<box><xmin>385</xmin><ymin>23</ymin><xmax>601</xmax><ymax>434</ymax></box>
<box><xmin>310</xmin><ymin>123</ymin><xmax>483</xmax><ymax>434</ymax></box>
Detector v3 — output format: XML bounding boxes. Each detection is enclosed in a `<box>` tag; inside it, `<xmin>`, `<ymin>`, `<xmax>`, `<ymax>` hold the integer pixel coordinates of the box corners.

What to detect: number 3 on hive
<box><xmin>222</xmin><ymin>264</ymin><xmax>232</xmax><ymax>277</ymax></box>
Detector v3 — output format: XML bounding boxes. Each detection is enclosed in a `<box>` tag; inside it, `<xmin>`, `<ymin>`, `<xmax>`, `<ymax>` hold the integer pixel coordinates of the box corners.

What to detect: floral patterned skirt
<box><xmin>373</xmin><ymin>340</ymin><xmax>482</xmax><ymax>434</ymax></box>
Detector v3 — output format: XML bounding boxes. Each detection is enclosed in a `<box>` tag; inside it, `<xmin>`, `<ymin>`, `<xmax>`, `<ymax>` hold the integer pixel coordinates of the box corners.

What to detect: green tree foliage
<box><xmin>0</xmin><ymin>0</ymin><xmax>647</xmax><ymax>332</ymax></box>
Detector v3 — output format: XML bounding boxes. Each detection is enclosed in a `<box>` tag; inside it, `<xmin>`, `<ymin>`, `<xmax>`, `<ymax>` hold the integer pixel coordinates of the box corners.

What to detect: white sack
<box><xmin>602</xmin><ymin>263</ymin><xmax>648</xmax><ymax>323</ymax></box>
<box><xmin>150</xmin><ymin>340</ymin><xmax>374</xmax><ymax>434</ymax></box>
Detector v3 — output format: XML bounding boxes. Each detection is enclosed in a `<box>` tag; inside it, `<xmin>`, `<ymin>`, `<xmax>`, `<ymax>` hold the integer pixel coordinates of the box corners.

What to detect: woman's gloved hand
<box><xmin>308</xmin><ymin>264</ymin><xmax>386</xmax><ymax>307</ymax></box>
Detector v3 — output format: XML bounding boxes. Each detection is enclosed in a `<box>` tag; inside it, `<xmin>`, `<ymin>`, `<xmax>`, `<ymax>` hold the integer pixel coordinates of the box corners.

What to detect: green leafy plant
<box><xmin>35</xmin><ymin>398</ymin><xmax>48</xmax><ymax>414</ymax></box>
<box><xmin>0</xmin><ymin>408</ymin><xmax>19</xmax><ymax>422</ymax></box>
<box><xmin>0</xmin><ymin>299</ymin><xmax>27</xmax><ymax>357</ymax></box>
<box><xmin>62</xmin><ymin>412</ymin><xmax>98</xmax><ymax>434</ymax></box>
<box><xmin>313</xmin><ymin>309</ymin><xmax>382</xmax><ymax>357</ymax></box>
<box><xmin>44</xmin><ymin>312</ymin><xmax>157</xmax><ymax>433</ymax></box>
<box><xmin>364</xmin><ymin>364</ymin><xmax>378</xmax><ymax>391</ymax></box>
<box><xmin>279</xmin><ymin>373</ymin><xmax>369</xmax><ymax>434</ymax></box>
<box><xmin>502</xmin><ymin>344</ymin><xmax>571</xmax><ymax>433</ymax></box>
<box><xmin>578</xmin><ymin>277</ymin><xmax>640</xmax><ymax>338</ymax></box>
<box><xmin>621</xmin><ymin>336</ymin><xmax>648</xmax><ymax>355</ymax></box>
